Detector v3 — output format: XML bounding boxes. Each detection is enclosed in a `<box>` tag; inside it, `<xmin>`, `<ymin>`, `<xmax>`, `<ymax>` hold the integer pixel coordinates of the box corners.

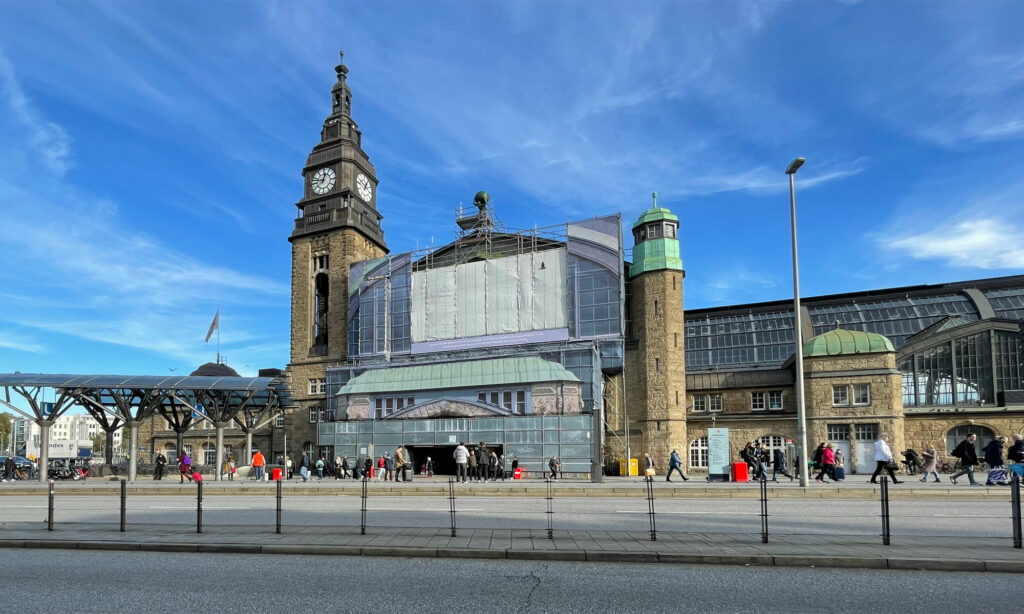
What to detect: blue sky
<box><xmin>1</xmin><ymin>0</ymin><xmax>1023</xmax><ymax>377</ymax></box>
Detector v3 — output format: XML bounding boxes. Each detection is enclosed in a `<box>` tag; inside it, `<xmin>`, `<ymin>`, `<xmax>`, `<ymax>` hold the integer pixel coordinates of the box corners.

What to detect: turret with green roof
<box><xmin>630</xmin><ymin>193</ymin><xmax>683</xmax><ymax>278</ymax></box>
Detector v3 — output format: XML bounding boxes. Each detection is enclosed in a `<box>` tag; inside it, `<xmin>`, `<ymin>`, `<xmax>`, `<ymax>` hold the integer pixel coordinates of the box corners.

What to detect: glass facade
<box><xmin>568</xmin><ymin>255</ymin><xmax>621</xmax><ymax>338</ymax></box>
<box><xmin>984</xmin><ymin>288</ymin><xmax>1024</xmax><ymax>321</ymax></box>
<box><xmin>686</xmin><ymin>311</ymin><xmax>795</xmax><ymax>370</ymax></box>
<box><xmin>318</xmin><ymin>415</ymin><xmax>595</xmax><ymax>474</ymax></box>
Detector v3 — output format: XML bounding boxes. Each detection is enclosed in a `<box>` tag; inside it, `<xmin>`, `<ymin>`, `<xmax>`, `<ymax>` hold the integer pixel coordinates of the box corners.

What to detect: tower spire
<box><xmin>331</xmin><ymin>50</ymin><xmax>351</xmax><ymax>117</ymax></box>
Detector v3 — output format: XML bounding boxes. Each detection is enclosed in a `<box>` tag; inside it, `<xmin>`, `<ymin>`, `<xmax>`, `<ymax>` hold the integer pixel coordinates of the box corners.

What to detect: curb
<box><xmin>1</xmin><ymin>538</ymin><xmax>1020</xmax><ymax>573</ymax></box>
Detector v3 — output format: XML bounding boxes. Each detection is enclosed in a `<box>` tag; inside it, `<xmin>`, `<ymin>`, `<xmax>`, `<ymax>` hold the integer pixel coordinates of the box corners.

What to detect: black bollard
<box><xmin>196</xmin><ymin>480</ymin><xmax>203</xmax><ymax>534</ymax></box>
<box><xmin>880</xmin><ymin>476</ymin><xmax>891</xmax><ymax>545</ymax></box>
<box><xmin>545</xmin><ymin>478</ymin><xmax>554</xmax><ymax>539</ymax></box>
<box><xmin>120</xmin><ymin>479</ymin><xmax>127</xmax><ymax>532</ymax></box>
<box><xmin>276</xmin><ymin>478</ymin><xmax>283</xmax><ymax>534</ymax></box>
<box><xmin>1011</xmin><ymin>472</ymin><xmax>1022</xmax><ymax>549</ymax></box>
<box><xmin>448</xmin><ymin>478</ymin><xmax>457</xmax><ymax>537</ymax></box>
<box><xmin>645</xmin><ymin>478</ymin><xmax>657</xmax><ymax>542</ymax></box>
<box><xmin>360</xmin><ymin>476</ymin><xmax>368</xmax><ymax>535</ymax></box>
<box><xmin>760</xmin><ymin>473</ymin><xmax>769</xmax><ymax>543</ymax></box>
<box><xmin>47</xmin><ymin>479</ymin><xmax>54</xmax><ymax>531</ymax></box>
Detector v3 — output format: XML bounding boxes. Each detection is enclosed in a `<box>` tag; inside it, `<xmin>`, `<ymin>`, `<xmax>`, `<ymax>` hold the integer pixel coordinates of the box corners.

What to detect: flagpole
<box><xmin>217</xmin><ymin>304</ymin><xmax>221</xmax><ymax>364</ymax></box>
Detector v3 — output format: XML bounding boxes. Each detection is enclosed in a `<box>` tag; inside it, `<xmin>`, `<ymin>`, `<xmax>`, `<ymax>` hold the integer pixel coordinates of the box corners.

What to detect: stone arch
<box><xmin>944</xmin><ymin>423</ymin><xmax>996</xmax><ymax>454</ymax></box>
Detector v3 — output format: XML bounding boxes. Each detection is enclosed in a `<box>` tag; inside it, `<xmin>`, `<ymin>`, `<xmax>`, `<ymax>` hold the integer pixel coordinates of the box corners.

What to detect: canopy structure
<box><xmin>0</xmin><ymin>373</ymin><xmax>292</xmax><ymax>483</ymax></box>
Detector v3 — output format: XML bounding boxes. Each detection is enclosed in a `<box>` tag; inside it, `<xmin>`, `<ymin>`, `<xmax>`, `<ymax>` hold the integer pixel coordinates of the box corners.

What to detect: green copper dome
<box><xmin>632</xmin><ymin>206</ymin><xmax>679</xmax><ymax>229</ymax></box>
<box><xmin>803</xmin><ymin>328</ymin><xmax>895</xmax><ymax>357</ymax></box>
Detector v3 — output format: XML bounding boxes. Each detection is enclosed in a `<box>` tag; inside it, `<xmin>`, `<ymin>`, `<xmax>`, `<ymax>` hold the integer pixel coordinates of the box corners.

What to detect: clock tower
<box><xmin>286</xmin><ymin>52</ymin><xmax>388</xmax><ymax>438</ymax></box>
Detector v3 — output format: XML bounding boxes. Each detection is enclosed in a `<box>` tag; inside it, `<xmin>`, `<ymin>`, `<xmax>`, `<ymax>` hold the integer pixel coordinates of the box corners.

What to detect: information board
<box><xmin>708</xmin><ymin>428</ymin><xmax>730</xmax><ymax>482</ymax></box>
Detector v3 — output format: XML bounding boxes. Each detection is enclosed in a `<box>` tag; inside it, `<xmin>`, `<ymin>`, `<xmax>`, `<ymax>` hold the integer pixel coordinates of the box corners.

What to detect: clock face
<box><xmin>311</xmin><ymin>167</ymin><xmax>336</xmax><ymax>195</ymax></box>
<box><xmin>356</xmin><ymin>173</ymin><xmax>373</xmax><ymax>202</ymax></box>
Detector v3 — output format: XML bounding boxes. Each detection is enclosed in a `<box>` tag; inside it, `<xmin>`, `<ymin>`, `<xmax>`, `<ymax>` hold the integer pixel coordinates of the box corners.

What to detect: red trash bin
<box><xmin>731</xmin><ymin>462</ymin><xmax>748</xmax><ymax>483</ymax></box>
<box><xmin>272</xmin><ymin>468</ymin><xmax>283</xmax><ymax>481</ymax></box>
<box><xmin>513</xmin><ymin>467</ymin><xmax>523</xmax><ymax>480</ymax></box>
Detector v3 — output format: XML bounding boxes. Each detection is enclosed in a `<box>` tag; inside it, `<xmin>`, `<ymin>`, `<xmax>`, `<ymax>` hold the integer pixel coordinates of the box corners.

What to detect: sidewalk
<box><xmin>1</xmin><ymin>520</ymin><xmax>1022</xmax><ymax>573</ymax></box>
<box><xmin>0</xmin><ymin>476</ymin><xmax>1017</xmax><ymax>500</ymax></box>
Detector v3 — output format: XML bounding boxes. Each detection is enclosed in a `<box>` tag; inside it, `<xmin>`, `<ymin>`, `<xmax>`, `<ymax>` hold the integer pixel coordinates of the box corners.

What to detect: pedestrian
<box><xmin>919</xmin><ymin>444</ymin><xmax>941</xmax><ymax>482</ymax></box>
<box><xmin>454</xmin><ymin>442</ymin><xmax>469</xmax><ymax>482</ymax></box>
<box><xmin>833</xmin><ymin>448</ymin><xmax>845</xmax><ymax>481</ymax></box>
<box><xmin>643</xmin><ymin>453</ymin><xmax>656</xmax><ymax>482</ymax></box>
<box><xmin>983</xmin><ymin>436</ymin><xmax>1008</xmax><ymax>486</ymax></box>
<box><xmin>228</xmin><ymin>457</ymin><xmax>236</xmax><ymax>481</ymax></box>
<box><xmin>666</xmin><ymin>448</ymin><xmax>689</xmax><ymax>482</ymax></box>
<box><xmin>488</xmin><ymin>450</ymin><xmax>500</xmax><ymax>481</ymax></box>
<box><xmin>949</xmin><ymin>433</ymin><xmax>981</xmax><ymax>486</ymax></box>
<box><xmin>771</xmin><ymin>447</ymin><xmax>793</xmax><ymax>482</ymax></box>
<box><xmin>497</xmin><ymin>454</ymin><xmax>506</xmax><ymax>481</ymax></box>
<box><xmin>334</xmin><ymin>454</ymin><xmax>342</xmax><ymax>480</ymax></box>
<box><xmin>377</xmin><ymin>454</ymin><xmax>386</xmax><ymax>481</ymax></box>
<box><xmin>511</xmin><ymin>455</ymin><xmax>519</xmax><ymax>473</ymax></box>
<box><xmin>299</xmin><ymin>450</ymin><xmax>310</xmax><ymax>482</ymax></box>
<box><xmin>753</xmin><ymin>443</ymin><xmax>769</xmax><ymax>480</ymax></box>
<box><xmin>385</xmin><ymin>453</ymin><xmax>395</xmax><ymax>482</ymax></box>
<box><xmin>153</xmin><ymin>450</ymin><xmax>167</xmax><ymax>481</ymax></box>
<box><xmin>286</xmin><ymin>456</ymin><xmax>293</xmax><ymax>479</ymax></box>
<box><xmin>869</xmin><ymin>433</ymin><xmax>902</xmax><ymax>484</ymax></box>
<box><xmin>740</xmin><ymin>443</ymin><xmax>756</xmax><ymax>479</ymax></box>
<box><xmin>363</xmin><ymin>455</ymin><xmax>372</xmax><ymax>480</ymax></box>
<box><xmin>396</xmin><ymin>446</ymin><xmax>409</xmax><ymax>482</ymax></box>
<box><xmin>549</xmin><ymin>456</ymin><xmax>560</xmax><ymax>480</ymax></box>
<box><xmin>352</xmin><ymin>456</ymin><xmax>362</xmax><ymax>480</ymax></box>
<box><xmin>251</xmin><ymin>449</ymin><xmax>266</xmax><ymax>482</ymax></box>
<box><xmin>1008</xmin><ymin>435</ymin><xmax>1024</xmax><ymax>464</ymax></box>
<box><xmin>425</xmin><ymin>456</ymin><xmax>434</xmax><ymax>478</ymax></box>
<box><xmin>315</xmin><ymin>456</ymin><xmax>325</xmax><ymax>480</ymax></box>
<box><xmin>475</xmin><ymin>443</ymin><xmax>487</xmax><ymax>481</ymax></box>
<box><xmin>811</xmin><ymin>442</ymin><xmax>825</xmax><ymax>477</ymax></box>
<box><xmin>467</xmin><ymin>446</ymin><xmax>479</xmax><ymax>481</ymax></box>
<box><xmin>815</xmin><ymin>443</ymin><xmax>835</xmax><ymax>483</ymax></box>
<box><xmin>178</xmin><ymin>451</ymin><xmax>192</xmax><ymax>483</ymax></box>
<box><xmin>341</xmin><ymin>456</ymin><xmax>350</xmax><ymax>479</ymax></box>
<box><xmin>3</xmin><ymin>454</ymin><xmax>15</xmax><ymax>482</ymax></box>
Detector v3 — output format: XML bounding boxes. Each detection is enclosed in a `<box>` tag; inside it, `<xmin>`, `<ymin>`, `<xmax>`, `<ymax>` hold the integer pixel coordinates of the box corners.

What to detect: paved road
<box><xmin>0</xmin><ymin>494</ymin><xmax>1016</xmax><ymax>539</ymax></box>
<box><xmin>5</xmin><ymin>549</ymin><xmax>1023</xmax><ymax>613</ymax></box>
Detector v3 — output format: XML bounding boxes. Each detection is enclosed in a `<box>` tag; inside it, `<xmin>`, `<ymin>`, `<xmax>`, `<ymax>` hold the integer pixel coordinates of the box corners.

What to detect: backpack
<box><xmin>951</xmin><ymin>442</ymin><xmax>964</xmax><ymax>458</ymax></box>
<box><xmin>812</xmin><ymin>447</ymin><xmax>823</xmax><ymax>463</ymax></box>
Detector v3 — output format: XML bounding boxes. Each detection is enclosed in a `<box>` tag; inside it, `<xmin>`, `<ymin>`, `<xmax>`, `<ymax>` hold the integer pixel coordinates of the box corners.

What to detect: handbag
<box><xmin>644</xmin><ymin>467</ymin><xmax>655</xmax><ymax>476</ymax></box>
<box><xmin>885</xmin><ymin>460</ymin><xmax>899</xmax><ymax>471</ymax></box>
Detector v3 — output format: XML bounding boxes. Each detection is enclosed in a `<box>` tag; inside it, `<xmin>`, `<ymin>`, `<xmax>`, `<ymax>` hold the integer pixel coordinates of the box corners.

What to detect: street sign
<box><xmin>708</xmin><ymin>428</ymin><xmax>730</xmax><ymax>482</ymax></box>
<box><xmin>41</xmin><ymin>402</ymin><xmax>55</xmax><ymax>418</ymax></box>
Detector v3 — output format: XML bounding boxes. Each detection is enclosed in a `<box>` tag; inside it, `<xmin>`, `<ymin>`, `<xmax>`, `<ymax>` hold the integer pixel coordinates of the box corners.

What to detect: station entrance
<box><xmin>406</xmin><ymin>445</ymin><xmax>505</xmax><ymax>476</ymax></box>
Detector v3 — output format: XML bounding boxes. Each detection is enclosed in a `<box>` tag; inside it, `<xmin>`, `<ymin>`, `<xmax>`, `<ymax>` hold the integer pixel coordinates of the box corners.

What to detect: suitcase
<box><xmin>834</xmin><ymin>466</ymin><xmax>846</xmax><ymax>480</ymax></box>
<box><xmin>192</xmin><ymin>471</ymin><xmax>203</xmax><ymax>482</ymax></box>
<box><xmin>987</xmin><ymin>468</ymin><xmax>1009</xmax><ymax>485</ymax></box>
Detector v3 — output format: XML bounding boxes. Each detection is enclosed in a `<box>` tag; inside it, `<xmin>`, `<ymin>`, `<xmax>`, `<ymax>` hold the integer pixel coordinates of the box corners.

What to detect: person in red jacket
<box><xmin>251</xmin><ymin>449</ymin><xmax>266</xmax><ymax>481</ymax></box>
<box><xmin>815</xmin><ymin>443</ymin><xmax>835</xmax><ymax>483</ymax></box>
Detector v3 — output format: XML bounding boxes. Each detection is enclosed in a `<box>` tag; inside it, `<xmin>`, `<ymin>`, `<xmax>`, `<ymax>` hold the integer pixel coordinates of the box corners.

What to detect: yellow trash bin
<box><xmin>619</xmin><ymin>458</ymin><xmax>639</xmax><ymax>477</ymax></box>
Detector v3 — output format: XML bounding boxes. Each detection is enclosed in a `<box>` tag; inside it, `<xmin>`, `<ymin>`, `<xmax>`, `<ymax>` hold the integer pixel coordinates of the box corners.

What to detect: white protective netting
<box><xmin>411</xmin><ymin>248</ymin><xmax>567</xmax><ymax>342</ymax></box>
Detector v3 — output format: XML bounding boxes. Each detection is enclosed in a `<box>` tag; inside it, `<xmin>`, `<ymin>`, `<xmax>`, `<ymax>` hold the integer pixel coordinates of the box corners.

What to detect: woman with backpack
<box><xmin>178</xmin><ymin>451</ymin><xmax>192</xmax><ymax>484</ymax></box>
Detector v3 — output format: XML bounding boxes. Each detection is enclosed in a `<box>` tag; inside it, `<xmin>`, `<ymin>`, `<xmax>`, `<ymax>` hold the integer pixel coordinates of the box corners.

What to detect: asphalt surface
<box><xmin>0</xmin><ymin>493</ymin><xmax>1016</xmax><ymax>538</ymax></box>
<box><xmin>5</xmin><ymin>549</ymin><xmax>1023</xmax><ymax>613</ymax></box>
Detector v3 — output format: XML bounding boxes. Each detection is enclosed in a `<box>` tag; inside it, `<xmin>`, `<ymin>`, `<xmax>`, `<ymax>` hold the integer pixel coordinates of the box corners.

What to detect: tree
<box><xmin>0</xmin><ymin>412</ymin><xmax>11</xmax><ymax>452</ymax></box>
<box><xmin>91</xmin><ymin>433</ymin><xmax>106</xmax><ymax>455</ymax></box>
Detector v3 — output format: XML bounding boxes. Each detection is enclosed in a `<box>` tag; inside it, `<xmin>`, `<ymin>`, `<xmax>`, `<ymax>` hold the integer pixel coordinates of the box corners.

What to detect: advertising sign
<box><xmin>707</xmin><ymin>428</ymin><xmax>730</xmax><ymax>482</ymax></box>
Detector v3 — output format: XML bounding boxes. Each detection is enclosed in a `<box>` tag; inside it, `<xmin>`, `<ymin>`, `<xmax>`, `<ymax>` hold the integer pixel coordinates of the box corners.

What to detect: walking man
<box><xmin>869</xmin><ymin>433</ymin><xmax>902</xmax><ymax>484</ymax></box>
<box><xmin>771</xmin><ymin>447</ymin><xmax>793</xmax><ymax>481</ymax></box>
<box><xmin>666</xmin><ymin>448</ymin><xmax>689</xmax><ymax>482</ymax></box>
<box><xmin>454</xmin><ymin>442</ymin><xmax>469</xmax><ymax>482</ymax></box>
<box><xmin>299</xmin><ymin>450</ymin><xmax>310</xmax><ymax>482</ymax></box>
<box><xmin>395</xmin><ymin>446</ymin><xmax>409</xmax><ymax>482</ymax></box>
<box><xmin>549</xmin><ymin>456</ymin><xmax>560</xmax><ymax>480</ymax></box>
<box><xmin>949</xmin><ymin>433</ymin><xmax>981</xmax><ymax>486</ymax></box>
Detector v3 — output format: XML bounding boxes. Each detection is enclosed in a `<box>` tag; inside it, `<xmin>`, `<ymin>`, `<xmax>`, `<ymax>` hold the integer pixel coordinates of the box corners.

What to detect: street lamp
<box><xmin>786</xmin><ymin>157</ymin><xmax>810</xmax><ymax>487</ymax></box>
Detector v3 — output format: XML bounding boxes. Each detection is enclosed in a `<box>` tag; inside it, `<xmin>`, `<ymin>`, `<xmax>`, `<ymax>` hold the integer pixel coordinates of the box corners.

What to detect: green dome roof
<box><xmin>632</xmin><ymin>206</ymin><xmax>679</xmax><ymax>229</ymax></box>
<box><xmin>803</xmin><ymin>329</ymin><xmax>895</xmax><ymax>357</ymax></box>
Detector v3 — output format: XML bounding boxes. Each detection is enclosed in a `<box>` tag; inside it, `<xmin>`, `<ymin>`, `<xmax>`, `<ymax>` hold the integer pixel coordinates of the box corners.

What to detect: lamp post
<box><xmin>786</xmin><ymin>157</ymin><xmax>810</xmax><ymax>487</ymax></box>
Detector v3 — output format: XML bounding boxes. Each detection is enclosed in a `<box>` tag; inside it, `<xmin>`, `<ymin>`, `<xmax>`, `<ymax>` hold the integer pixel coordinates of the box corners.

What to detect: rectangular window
<box><xmin>275</xmin><ymin>415</ymin><xmax>285</xmax><ymax>428</ymax></box>
<box><xmin>490</xmin><ymin>391</ymin><xmax>499</xmax><ymax>406</ymax></box>
<box><xmin>709</xmin><ymin>394</ymin><xmax>723</xmax><ymax>412</ymax></box>
<box><xmin>396</xmin><ymin>397</ymin><xmax>405</xmax><ymax>411</ymax></box>
<box><xmin>692</xmin><ymin>395</ymin><xmax>706</xmax><ymax>413</ymax></box>
<box><xmin>655</xmin><ymin>358</ymin><xmax>660</xmax><ymax>371</ymax></box>
<box><xmin>502</xmin><ymin>390</ymin><xmax>513</xmax><ymax>410</ymax></box>
<box><xmin>478</xmin><ymin>392</ymin><xmax>486</xmax><ymax>403</ymax></box>
<box><xmin>318</xmin><ymin>379</ymin><xmax>327</xmax><ymax>394</ymax></box>
<box><xmin>751</xmin><ymin>392</ymin><xmax>766</xmax><ymax>411</ymax></box>
<box><xmin>853</xmin><ymin>383</ymin><xmax>871</xmax><ymax>405</ymax></box>
<box><xmin>309</xmin><ymin>379</ymin><xmax>317</xmax><ymax>395</ymax></box>
<box><xmin>318</xmin><ymin>408</ymin><xmax>326</xmax><ymax>422</ymax></box>
<box><xmin>768</xmin><ymin>391</ymin><xmax>783</xmax><ymax>411</ymax></box>
<box><xmin>827</xmin><ymin>424</ymin><xmax>851</xmax><ymax>441</ymax></box>
<box><xmin>309</xmin><ymin>407</ymin><xmax>318</xmax><ymax>423</ymax></box>
<box><xmin>516</xmin><ymin>390</ymin><xmax>526</xmax><ymax>414</ymax></box>
<box><xmin>407</xmin><ymin>396</ymin><xmax>415</xmax><ymax>408</ymax></box>
<box><xmin>854</xmin><ymin>423</ymin><xmax>878</xmax><ymax>441</ymax></box>
<box><xmin>832</xmin><ymin>385</ymin><xmax>850</xmax><ymax>406</ymax></box>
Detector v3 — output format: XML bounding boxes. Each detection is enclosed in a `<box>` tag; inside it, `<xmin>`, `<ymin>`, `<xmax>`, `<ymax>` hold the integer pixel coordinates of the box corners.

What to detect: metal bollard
<box><xmin>645</xmin><ymin>478</ymin><xmax>657</xmax><ymax>542</ymax></box>
<box><xmin>448</xmin><ymin>478</ymin><xmax>457</xmax><ymax>537</ymax></box>
<box><xmin>276</xmin><ymin>479</ymin><xmax>283</xmax><ymax>534</ymax></box>
<box><xmin>120</xmin><ymin>479</ymin><xmax>127</xmax><ymax>532</ymax></box>
<box><xmin>196</xmin><ymin>480</ymin><xmax>203</xmax><ymax>534</ymax></box>
<box><xmin>545</xmin><ymin>479</ymin><xmax>554</xmax><ymax>539</ymax></box>
<box><xmin>360</xmin><ymin>477</ymin><xmax>368</xmax><ymax>535</ymax></box>
<box><xmin>880</xmin><ymin>476</ymin><xmax>891</xmax><ymax>545</ymax></box>
<box><xmin>1011</xmin><ymin>472</ymin><xmax>1022</xmax><ymax>549</ymax></box>
<box><xmin>47</xmin><ymin>479</ymin><xmax>55</xmax><ymax>531</ymax></box>
<box><xmin>760</xmin><ymin>473</ymin><xmax>769</xmax><ymax>543</ymax></box>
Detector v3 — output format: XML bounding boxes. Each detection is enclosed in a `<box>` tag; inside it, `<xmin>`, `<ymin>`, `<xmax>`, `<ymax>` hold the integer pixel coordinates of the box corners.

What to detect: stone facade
<box><xmin>622</xmin><ymin>269</ymin><xmax>686</xmax><ymax>468</ymax></box>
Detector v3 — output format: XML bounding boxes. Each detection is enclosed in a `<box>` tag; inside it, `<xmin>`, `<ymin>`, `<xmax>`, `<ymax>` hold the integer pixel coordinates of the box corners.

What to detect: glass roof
<box><xmin>0</xmin><ymin>373</ymin><xmax>280</xmax><ymax>392</ymax></box>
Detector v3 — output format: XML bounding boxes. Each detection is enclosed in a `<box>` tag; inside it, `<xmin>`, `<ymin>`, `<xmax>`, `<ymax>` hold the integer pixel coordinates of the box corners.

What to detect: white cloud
<box><xmin>881</xmin><ymin>219</ymin><xmax>1024</xmax><ymax>270</ymax></box>
<box><xmin>0</xmin><ymin>51</ymin><xmax>72</xmax><ymax>175</ymax></box>
<box><xmin>0</xmin><ymin>329</ymin><xmax>46</xmax><ymax>354</ymax></box>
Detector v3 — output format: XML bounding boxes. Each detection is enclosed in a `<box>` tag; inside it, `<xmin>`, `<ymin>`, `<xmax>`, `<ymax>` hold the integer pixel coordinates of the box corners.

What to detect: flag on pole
<box><xmin>204</xmin><ymin>309</ymin><xmax>220</xmax><ymax>343</ymax></box>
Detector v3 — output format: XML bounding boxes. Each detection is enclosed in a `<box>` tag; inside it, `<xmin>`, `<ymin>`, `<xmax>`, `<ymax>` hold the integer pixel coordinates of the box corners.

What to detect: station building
<box><xmin>277</xmin><ymin>53</ymin><xmax>1024</xmax><ymax>477</ymax></box>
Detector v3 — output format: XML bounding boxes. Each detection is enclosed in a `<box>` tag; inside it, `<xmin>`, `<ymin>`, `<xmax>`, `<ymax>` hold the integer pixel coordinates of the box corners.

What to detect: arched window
<box><xmin>945</xmin><ymin>425</ymin><xmax>995</xmax><ymax>454</ymax></box>
<box><xmin>757</xmin><ymin>435</ymin><xmax>786</xmax><ymax>457</ymax></box>
<box><xmin>165</xmin><ymin>444</ymin><xmax>178</xmax><ymax>464</ymax></box>
<box><xmin>689</xmin><ymin>436</ymin><xmax>708</xmax><ymax>468</ymax></box>
<box><xmin>303</xmin><ymin>442</ymin><xmax>314</xmax><ymax>458</ymax></box>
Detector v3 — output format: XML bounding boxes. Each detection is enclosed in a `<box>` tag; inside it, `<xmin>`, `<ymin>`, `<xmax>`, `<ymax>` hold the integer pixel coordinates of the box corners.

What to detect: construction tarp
<box><xmin>411</xmin><ymin>248</ymin><xmax>567</xmax><ymax>342</ymax></box>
